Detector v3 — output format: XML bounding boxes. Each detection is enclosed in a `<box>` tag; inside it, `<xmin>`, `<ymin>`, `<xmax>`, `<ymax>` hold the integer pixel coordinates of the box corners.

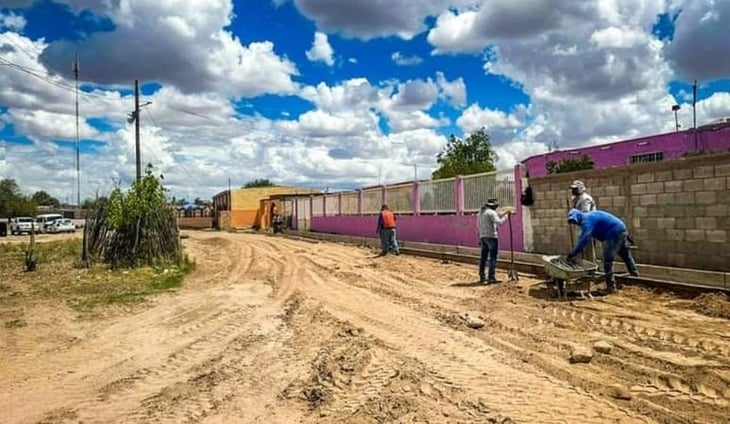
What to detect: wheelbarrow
<box><xmin>541</xmin><ymin>255</ymin><xmax>598</xmax><ymax>299</ymax></box>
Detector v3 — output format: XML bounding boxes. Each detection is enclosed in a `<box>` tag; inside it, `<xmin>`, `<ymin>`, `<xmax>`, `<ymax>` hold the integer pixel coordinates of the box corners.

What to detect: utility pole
<box><xmin>672</xmin><ymin>104</ymin><xmax>681</xmax><ymax>132</ymax></box>
<box><xmin>73</xmin><ymin>53</ymin><xmax>80</xmax><ymax>207</ymax></box>
<box><xmin>228</xmin><ymin>177</ymin><xmax>232</xmax><ymax>211</ymax></box>
<box><xmin>134</xmin><ymin>79</ymin><xmax>141</xmax><ymax>182</ymax></box>
<box><xmin>692</xmin><ymin>79</ymin><xmax>698</xmax><ymax>150</ymax></box>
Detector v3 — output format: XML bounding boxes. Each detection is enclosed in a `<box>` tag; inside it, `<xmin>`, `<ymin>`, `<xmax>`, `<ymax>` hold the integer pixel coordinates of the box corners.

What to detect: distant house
<box><xmin>212</xmin><ymin>185</ymin><xmax>319</xmax><ymax>229</ymax></box>
<box><xmin>522</xmin><ymin>120</ymin><xmax>730</xmax><ymax>178</ymax></box>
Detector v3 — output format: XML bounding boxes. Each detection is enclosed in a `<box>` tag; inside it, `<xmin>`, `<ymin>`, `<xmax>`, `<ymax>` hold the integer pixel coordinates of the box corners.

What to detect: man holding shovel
<box><xmin>477</xmin><ymin>198</ymin><xmax>514</xmax><ymax>284</ymax></box>
<box><xmin>569</xmin><ymin>180</ymin><xmax>597</xmax><ymax>263</ymax></box>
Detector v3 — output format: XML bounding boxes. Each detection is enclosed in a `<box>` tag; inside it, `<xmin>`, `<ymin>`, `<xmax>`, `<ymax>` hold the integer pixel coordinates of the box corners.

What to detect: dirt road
<box><xmin>2</xmin><ymin>231</ymin><xmax>729</xmax><ymax>423</ymax></box>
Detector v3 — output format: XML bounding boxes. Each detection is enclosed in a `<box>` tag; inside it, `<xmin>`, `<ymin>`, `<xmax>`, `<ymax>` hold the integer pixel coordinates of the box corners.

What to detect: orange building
<box><xmin>212</xmin><ymin>186</ymin><xmax>318</xmax><ymax>230</ymax></box>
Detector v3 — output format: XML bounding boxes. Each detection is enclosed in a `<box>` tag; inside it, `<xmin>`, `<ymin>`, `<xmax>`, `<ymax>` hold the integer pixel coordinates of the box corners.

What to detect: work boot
<box><xmin>487</xmin><ymin>278</ymin><xmax>501</xmax><ymax>285</ymax></box>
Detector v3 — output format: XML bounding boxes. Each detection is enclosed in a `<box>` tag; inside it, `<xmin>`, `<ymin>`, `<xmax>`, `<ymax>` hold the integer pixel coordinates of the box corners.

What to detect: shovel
<box><xmin>507</xmin><ymin>213</ymin><xmax>519</xmax><ymax>282</ymax></box>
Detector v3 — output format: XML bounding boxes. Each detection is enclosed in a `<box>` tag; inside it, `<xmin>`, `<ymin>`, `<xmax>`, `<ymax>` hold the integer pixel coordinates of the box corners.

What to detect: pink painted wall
<box><xmin>523</xmin><ymin>125</ymin><xmax>730</xmax><ymax>178</ymax></box>
<box><xmin>311</xmin><ymin>214</ymin><xmax>523</xmax><ymax>251</ymax></box>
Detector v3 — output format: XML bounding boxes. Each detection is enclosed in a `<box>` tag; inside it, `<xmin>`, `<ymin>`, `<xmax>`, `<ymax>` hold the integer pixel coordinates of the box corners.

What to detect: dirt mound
<box><xmin>692</xmin><ymin>292</ymin><xmax>730</xmax><ymax>319</ymax></box>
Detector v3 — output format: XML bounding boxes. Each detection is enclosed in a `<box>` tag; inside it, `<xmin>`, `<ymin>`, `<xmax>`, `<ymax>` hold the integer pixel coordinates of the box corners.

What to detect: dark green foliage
<box><xmin>432</xmin><ymin>128</ymin><xmax>498</xmax><ymax>179</ymax></box>
<box><xmin>31</xmin><ymin>190</ymin><xmax>60</xmax><ymax>208</ymax></box>
<box><xmin>0</xmin><ymin>178</ymin><xmax>37</xmax><ymax>217</ymax></box>
<box><xmin>546</xmin><ymin>155</ymin><xmax>595</xmax><ymax>174</ymax></box>
<box><xmin>244</xmin><ymin>178</ymin><xmax>276</xmax><ymax>188</ymax></box>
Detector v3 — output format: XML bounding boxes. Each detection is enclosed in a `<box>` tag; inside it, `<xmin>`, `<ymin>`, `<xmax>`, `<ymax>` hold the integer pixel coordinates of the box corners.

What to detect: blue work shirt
<box><xmin>568</xmin><ymin>209</ymin><xmax>626</xmax><ymax>257</ymax></box>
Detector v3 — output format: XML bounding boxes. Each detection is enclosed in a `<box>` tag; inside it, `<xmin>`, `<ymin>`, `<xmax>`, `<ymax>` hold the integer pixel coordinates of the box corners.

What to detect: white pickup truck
<box><xmin>9</xmin><ymin>217</ymin><xmax>39</xmax><ymax>235</ymax></box>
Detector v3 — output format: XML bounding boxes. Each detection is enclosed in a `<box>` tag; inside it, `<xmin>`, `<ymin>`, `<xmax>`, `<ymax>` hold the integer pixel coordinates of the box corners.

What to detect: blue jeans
<box><xmin>479</xmin><ymin>237</ymin><xmax>498</xmax><ymax>281</ymax></box>
<box><xmin>602</xmin><ymin>230</ymin><xmax>638</xmax><ymax>287</ymax></box>
<box><xmin>379</xmin><ymin>228</ymin><xmax>399</xmax><ymax>255</ymax></box>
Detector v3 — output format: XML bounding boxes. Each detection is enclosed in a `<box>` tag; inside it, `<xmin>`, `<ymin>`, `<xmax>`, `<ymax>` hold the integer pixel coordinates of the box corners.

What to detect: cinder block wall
<box><xmin>526</xmin><ymin>153</ymin><xmax>730</xmax><ymax>272</ymax></box>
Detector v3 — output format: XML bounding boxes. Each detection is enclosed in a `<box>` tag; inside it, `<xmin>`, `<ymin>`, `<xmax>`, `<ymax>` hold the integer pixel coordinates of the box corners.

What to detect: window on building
<box><xmin>629</xmin><ymin>151</ymin><xmax>664</xmax><ymax>164</ymax></box>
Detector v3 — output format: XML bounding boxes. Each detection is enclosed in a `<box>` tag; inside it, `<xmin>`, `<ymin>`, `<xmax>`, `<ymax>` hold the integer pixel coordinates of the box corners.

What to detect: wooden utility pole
<box><xmin>134</xmin><ymin>79</ymin><xmax>141</xmax><ymax>182</ymax></box>
<box><xmin>692</xmin><ymin>79</ymin><xmax>698</xmax><ymax>151</ymax></box>
<box><xmin>73</xmin><ymin>53</ymin><xmax>80</xmax><ymax>207</ymax></box>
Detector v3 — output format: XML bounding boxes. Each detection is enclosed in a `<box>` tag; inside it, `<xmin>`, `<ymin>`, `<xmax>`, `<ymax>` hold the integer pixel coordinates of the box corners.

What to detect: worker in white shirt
<box><xmin>477</xmin><ymin>198</ymin><xmax>514</xmax><ymax>284</ymax></box>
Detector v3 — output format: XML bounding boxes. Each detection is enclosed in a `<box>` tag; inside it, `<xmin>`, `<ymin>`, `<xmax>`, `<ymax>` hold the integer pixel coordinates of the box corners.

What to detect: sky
<box><xmin>0</xmin><ymin>0</ymin><xmax>729</xmax><ymax>203</ymax></box>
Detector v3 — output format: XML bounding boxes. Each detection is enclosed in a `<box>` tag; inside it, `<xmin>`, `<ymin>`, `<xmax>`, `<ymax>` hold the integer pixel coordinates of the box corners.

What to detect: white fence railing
<box><xmin>419</xmin><ymin>178</ymin><xmax>456</xmax><ymax>213</ymax></box>
<box><xmin>385</xmin><ymin>183</ymin><xmax>414</xmax><ymax>214</ymax></box>
<box><xmin>340</xmin><ymin>192</ymin><xmax>358</xmax><ymax>215</ymax></box>
<box><xmin>292</xmin><ymin>168</ymin><xmax>517</xmax><ymax>221</ymax></box>
<box><xmin>462</xmin><ymin>170</ymin><xmax>515</xmax><ymax>212</ymax></box>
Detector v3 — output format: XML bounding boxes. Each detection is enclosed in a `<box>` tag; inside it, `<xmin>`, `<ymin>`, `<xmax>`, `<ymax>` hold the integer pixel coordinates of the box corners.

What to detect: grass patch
<box><xmin>0</xmin><ymin>238</ymin><xmax>195</xmax><ymax>315</ymax></box>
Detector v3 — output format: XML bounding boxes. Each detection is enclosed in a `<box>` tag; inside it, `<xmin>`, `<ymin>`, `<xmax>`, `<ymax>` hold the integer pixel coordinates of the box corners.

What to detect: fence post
<box><xmin>337</xmin><ymin>192</ymin><xmax>343</xmax><ymax>216</ymax></box>
<box><xmin>381</xmin><ymin>184</ymin><xmax>387</xmax><ymax>205</ymax></box>
<box><xmin>357</xmin><ymin>189</ymin><xmax>363</xmax><ymax>217</ymax></box>
<box><xmin>455</xmin><ymin>176</ymin><xmax>464</xmax><ymax>215</ymax></box>
<box><xmin>293</xmin><ymin>197</ymin><xmax>299</xmax><ymax>230</ymax></box>
<box><xmin>413</xmin><ymin>181</ymin><xmax>420</xmax><ymax>215</ymax></box>
<box><xmin>322</xmin><ymin>194</ymin><xmax>327</xmax><ymax>217</ymax></box>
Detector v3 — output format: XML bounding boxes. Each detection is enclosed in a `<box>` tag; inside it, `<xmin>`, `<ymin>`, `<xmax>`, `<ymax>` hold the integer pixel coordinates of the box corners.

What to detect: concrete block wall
<box><xmin>526</xmin><ymin>153</ymin><xmax>730</xmax><ymax>272</ymax></box>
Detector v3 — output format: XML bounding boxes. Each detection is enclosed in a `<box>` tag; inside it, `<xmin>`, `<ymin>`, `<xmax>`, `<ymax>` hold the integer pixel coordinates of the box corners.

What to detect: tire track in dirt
<box><xmin>3</xmin><ymin>233</ymin><xmax>272</xmax><ymax>424</ymax></box>
<box><xmin>295</xmin><ymin>264</ymin><xmax>645</xmax><ymax>423</ymax></box>
<box><xmin>454</xmin><ymin>290</ymin><xmax>730</xmax><ymax>424</ymax></box>
<box><xmin>226</xmin><ymin>234</ymin><xmax>730</xmax><ymax>423</ymax></box>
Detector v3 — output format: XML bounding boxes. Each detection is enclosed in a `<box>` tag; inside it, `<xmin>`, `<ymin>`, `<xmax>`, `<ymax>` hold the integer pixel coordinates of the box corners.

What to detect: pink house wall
<box><xmin>523</xmin><ymin>125</ymin><xmax>730</xmax><ymax>178</ymax></box>
<box><xmin>311</xmin><ymin>214</ymin><xmax>521</xmax><ymax>251</ymax></box>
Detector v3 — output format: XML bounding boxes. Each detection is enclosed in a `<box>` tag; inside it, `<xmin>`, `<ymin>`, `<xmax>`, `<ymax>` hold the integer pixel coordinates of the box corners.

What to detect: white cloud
<box><xmin>285</xmin><ymin>0</ymin><xmax>474</xmax><ymax>40</ymax></box>
<box><xmin>391</xmin><ymin>51</ymin><xmax>423</xmax><ymax>66</ymax></box>
<box><xmin>427</xmin><ymin>0</ymin><xmax>682</xmax><ymax>149</ymax></box>
<box><xmin>3</xmin><ymin>0</ymin><xmax>729</xmax><ymax>201</ymax></box>
<box><xmin>38</xmin><ymin>0</ymin><xmax>299</xmax><ymax>98</ymax></box>
<box><xmin>457</xmin><ymin>104</ymin><xmax>523</xmax><ymax>134</ymax></box>
<box><xmin>278</xmin><ymin>109</ymin><xmax>378</xmax><ymax>138</ymax></box>
<box><xmin>0</xmin><ymin>11</ymin><xmax>27</xmax><ymax>31</ymax></box>
<box><xmin>306</xmin><ymin>31</ymin><xmax>335</xmax><ymax>66</ymax></box>
<box><xmin>665</xmin><ymin>0</ymin><xmax>730</xmax><ymax>81</ymax></box>
<box><xmin>436</xmin><ymin>72</ymin><xmax>467</xmax><ymax>107</ymax></box>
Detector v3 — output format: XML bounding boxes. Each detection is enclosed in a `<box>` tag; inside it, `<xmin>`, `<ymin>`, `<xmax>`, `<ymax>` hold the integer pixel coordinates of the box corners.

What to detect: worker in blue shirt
<box><xmin>566</xmin><ymin>208</ymin><xmax>639</xmax><ymax>293</ymax></box>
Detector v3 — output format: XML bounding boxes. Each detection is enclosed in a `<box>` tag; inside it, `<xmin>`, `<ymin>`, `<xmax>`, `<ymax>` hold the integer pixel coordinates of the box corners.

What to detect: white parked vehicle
<box><xmin>9</xmin><ymin>217</ymin><xmax>39</xmax><ymax>235</ymax></box>
<box><xmin>48</xmin><ymin>218</ymin><xmax>76</xmax><ymax>234</ymax></box>
<box><xmin>35</xmin><ymin>213</ymin><xmax>64</xmax><ymax>233</ymax></box>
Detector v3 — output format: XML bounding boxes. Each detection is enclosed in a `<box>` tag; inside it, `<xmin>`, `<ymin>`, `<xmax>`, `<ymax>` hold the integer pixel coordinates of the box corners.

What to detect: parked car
<box><xmin>35</xmin><ymin>213</ymin><xmax>63</xmax><ymax>233</ymax></box>
<box><xmin>9</xmin><ymin>217</ymin><xmax>39</xmax><ymax>235</ymax></box>
<box><xmin>48</xmin><ymin>218</ymin><xmax>76</xmax><ymax>234</ymax></box>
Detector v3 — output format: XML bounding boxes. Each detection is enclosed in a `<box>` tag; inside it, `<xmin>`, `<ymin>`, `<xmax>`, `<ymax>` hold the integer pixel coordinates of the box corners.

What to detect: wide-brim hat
<box><xmin>485</xmin><ymin>198</ymin><xmax>499</xmax><ymax>208</ymax></box>
<box><xmin>569</xmin><ymin>180</ymin><xmax>585</xmax><ymax>189</ymax></box>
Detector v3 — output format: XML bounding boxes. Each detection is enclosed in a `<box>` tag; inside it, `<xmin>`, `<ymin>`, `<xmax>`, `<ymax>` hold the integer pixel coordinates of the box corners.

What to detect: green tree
<box><xmin>0</xmin><ymin>178</ymin><xmax>37</xmax><ymax>217</ymax></box>
<box><xmin>546</xmin><ymin>155</ymin><xmax>595</xmax><ymax>174</ymax></box>
<box><xmin>432</xmin><ymin>128</ymin><xmax>498</xmax><ymax>179</ymax></box>
<box><xmin>32</xmin><ymin>190</ymin><xmax>60</xmax><ymax>208</ymax></box>
<box><xmin>81</xmin><ymin>197</ymin><xmax>107</xmax><ymax>209</ymax></box>
<box><xmin>243</xmin><ymin>178</ymin><xmax>276</xmax><ymax>188</ymax></box>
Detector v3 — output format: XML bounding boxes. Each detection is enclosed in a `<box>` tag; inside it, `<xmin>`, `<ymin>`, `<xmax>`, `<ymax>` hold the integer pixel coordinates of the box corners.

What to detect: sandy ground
<box><xmin>0</xmin><ymin>232</ymin><xmax>80</xmax><ymax>244</ymax></box>
<box><xmin>1</xmin><ymin>231</ymin><xmax>729</xmax><ymax>424</ymax></box>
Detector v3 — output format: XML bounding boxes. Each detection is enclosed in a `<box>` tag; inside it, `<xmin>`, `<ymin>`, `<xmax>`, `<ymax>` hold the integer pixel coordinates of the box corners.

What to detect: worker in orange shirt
<box><xmin>376</xmin><ymin>204</ymin><xmax>400</xmax><ymax>256</ymax></box>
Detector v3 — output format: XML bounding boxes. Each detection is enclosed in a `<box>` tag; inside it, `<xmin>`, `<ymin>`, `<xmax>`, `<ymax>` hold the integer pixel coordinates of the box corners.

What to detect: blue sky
<box><xmin>1</xmin><ymin>0</ymin><xmax>729</xmax><ymax>202</ymax></box>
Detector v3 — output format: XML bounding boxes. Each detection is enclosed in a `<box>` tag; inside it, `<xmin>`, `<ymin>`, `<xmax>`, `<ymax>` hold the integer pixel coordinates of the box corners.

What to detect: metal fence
<box><xmin>341</xmin><ymin>191</ymin><xmax>359</xmax><ymax>215</ymax></box>
<box><xmin>325</xmin><ymin>194</ymin><xmax>340</xmax><ymax>216</ymax></box>
<box><xmin>361</xmin><ymin>188</ymin><xmax>382</xmax><ymax>215</ymax></box>
<box><xmin>419</xmin><ymin>178</ymin><xmax>456</xmax><ymax>213</ymax></box>
<box><xmin>293</xmin><ymin>167</ymin><xmax>517</xmax><ymax>221</ymax></box>
<box><xmin>462</xmin><ymin>170</ymin><xmax>515</xmax><ymax>212</ymax></box>
<box><xmin>385</xmin><ymin>183</ymin><xmax>414</xmax><ymax>214</ymax></box>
